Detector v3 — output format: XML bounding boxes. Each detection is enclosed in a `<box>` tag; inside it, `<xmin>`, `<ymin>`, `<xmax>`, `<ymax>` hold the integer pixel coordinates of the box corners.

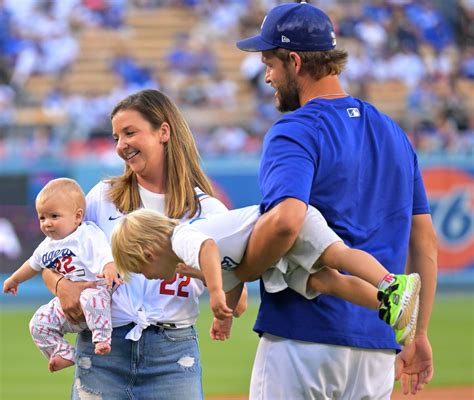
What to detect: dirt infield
<box><xmin>208</xmin><ymin>386</ymin><xmax>474</xmax><ymax>400</ymax></box>
<box><xmin>391</xmin><ymin>386</ymin><xmax>473</xmax><ymax>399</ymax></box>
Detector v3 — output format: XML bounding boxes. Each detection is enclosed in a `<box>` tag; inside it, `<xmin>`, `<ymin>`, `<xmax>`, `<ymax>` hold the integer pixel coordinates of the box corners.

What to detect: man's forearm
<box><xmin>235</xmin><ymin>198</ymin><xmax>307</xmax><ymax>282</ymax></box>
<box><xmin>407</xmin><ymin>214</ymin><xmax>438</xmax><ymax>335</ymax></box>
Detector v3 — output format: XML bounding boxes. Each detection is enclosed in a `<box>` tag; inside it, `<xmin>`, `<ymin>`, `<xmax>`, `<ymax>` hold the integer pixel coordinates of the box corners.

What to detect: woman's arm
<box><xmin>42</xmin><ymin>268</ymin><xmax>96</xmax><ymax>324</ymax></box>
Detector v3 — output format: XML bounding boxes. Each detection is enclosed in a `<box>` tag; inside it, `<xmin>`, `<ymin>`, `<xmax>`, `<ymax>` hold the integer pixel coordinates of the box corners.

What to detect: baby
<box><xmin>3</xmin><ymin>178</ymin><xmax>122</xmax><ymax>372</ymax></box>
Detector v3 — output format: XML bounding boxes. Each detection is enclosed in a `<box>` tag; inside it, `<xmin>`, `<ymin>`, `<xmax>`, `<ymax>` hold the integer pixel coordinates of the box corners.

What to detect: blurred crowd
<box><xmin>0</xmin><ymin>0</ymin><xmax>473</xmax><ymax>163</ymax></box>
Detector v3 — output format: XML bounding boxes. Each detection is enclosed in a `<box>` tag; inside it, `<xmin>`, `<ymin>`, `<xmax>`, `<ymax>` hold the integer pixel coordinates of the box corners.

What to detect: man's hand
<box><xmin>395</xmin><ymin>334</ymin><xmax>433</xmax><ymax>394</ymax></box>
<box><xmin>56</xmin><ymin>277</ymin><xmax>96</xmax><ymax>324</ymax></box>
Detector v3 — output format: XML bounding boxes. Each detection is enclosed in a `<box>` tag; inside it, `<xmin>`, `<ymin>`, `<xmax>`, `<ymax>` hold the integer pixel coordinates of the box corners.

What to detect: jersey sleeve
<box><xmin>260</xmin><ymin>122</ymin><xmax>317</xmax><ymax>213</ymax></box>
<box><xmin>29</xmin><ymin>239</ymin><xmax>48</xmax><ymax>271</ymax></box>
<box><xmin>412</xmin><ymin>153</ymin><xmax>430</xmax><ymax>215</ymax></box>
<box><xmin>171</xmin><ymin>224</ymin><xmax>211</xmax><ymax>270</ymax></box>
<box><xmin>196</xmin><ymin>189</ymin><xmax>228</xmax><ymax>216</ymax></box>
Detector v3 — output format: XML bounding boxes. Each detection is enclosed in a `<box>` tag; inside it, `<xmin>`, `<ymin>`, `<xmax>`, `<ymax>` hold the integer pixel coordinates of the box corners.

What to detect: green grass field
<box><xmin>1</xmin><ymin>296</ymin><xmax>473</xmax><ymax>399</ymax></box>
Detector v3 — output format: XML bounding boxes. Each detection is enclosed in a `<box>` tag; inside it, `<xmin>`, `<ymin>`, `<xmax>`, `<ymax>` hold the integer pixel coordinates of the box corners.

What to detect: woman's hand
<box><xmin>56</xmin><ymin>276</ymin><xmax>96</xmax><ymax>324</ymax></box>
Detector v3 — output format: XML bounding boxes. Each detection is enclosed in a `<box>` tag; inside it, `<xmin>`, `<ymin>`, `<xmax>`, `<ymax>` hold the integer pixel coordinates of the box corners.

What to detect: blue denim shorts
<box><xmin>72</xmin><ymin>323</ymin><xmax>203</xmax><ymax>400</ymax></box>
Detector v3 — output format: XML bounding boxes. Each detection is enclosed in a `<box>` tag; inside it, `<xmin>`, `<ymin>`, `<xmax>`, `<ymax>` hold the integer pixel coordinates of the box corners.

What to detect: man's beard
<box><xmin>275</xmin><ymin>73</ymin><xmax>301</xmax><ymax>112</ymax></box>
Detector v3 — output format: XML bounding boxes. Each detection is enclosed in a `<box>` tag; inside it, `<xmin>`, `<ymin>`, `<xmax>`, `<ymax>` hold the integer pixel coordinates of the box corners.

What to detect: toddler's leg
<box><xmin>80</xmin><ymin>287</ymin><xmax>112</xmax><ymax>355</ymax></box>
<box><xmin>29</xmin><ymin>297</ymin><xmax>82</xmax><ymax>372</ymax></box>
<box><xmin>307</xmin><ymin>267</ymin><xmax>380</xmax><ymax>309</ymax></box>
<box><xmin>317</xmin><ymin>241</ymin><xmax>391</xmax><ymax>287</ymax></box>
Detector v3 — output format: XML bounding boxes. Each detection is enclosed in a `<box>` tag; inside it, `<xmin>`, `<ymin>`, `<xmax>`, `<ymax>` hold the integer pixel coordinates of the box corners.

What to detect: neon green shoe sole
<box><xmin>395</xmin><ymin>296</ymin><xmax>419</xmax><ymax>346</ymax></box>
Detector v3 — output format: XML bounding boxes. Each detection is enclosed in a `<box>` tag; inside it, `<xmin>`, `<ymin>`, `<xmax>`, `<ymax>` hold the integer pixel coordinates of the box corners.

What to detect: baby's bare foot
<box><xmin>95</xmin><ymin>341</ymin><xmax>111</xmax><ymax>355</ymax></box>
<box><xmin>48</xmin><ymin>356</ymin><xmax>74</xmax><ymax>372</ymax></box>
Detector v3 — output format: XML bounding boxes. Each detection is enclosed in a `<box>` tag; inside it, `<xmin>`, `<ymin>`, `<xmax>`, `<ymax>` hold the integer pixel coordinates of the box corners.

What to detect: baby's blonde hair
<box><xmin>111</xmin><ymin>209</ymin><xmax>179</xmax><ymax>281</ymax></box>
<box><xmin>36</xmin><ymin>178</ymin><xmax>86</xmax><ymax>212</ymax></box>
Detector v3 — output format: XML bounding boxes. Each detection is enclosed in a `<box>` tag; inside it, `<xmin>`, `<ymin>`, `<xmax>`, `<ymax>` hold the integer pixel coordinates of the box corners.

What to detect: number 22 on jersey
<box><xmin>159</xmin><ymin>273</ymin><xmax>191</xmax><ymax>297</ymax></box>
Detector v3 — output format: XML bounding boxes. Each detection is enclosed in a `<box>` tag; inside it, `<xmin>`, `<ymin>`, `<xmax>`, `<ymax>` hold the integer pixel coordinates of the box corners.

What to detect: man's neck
<box><xmin>300</xmin><ymin>75</ymin><xmax>347</xmax><ymax>105</ymax></box>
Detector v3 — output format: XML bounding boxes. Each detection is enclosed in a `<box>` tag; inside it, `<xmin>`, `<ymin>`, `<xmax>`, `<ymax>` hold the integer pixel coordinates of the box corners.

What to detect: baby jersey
<box><xmin>30</xmin><ymin>222</ymin><xmax>113</xmax><ymax>281</ymax></box>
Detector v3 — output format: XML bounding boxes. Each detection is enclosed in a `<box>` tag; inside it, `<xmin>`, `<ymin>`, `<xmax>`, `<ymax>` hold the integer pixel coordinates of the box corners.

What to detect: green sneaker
<box><xmin>378</xmin><ymin>273</ymin><xmax>421</xmax><ymax>329</ymax></box>
<box><xmin>394</xmin><ymin>297</ymin><xmax>419</xmax><ymax>346</ymax></box>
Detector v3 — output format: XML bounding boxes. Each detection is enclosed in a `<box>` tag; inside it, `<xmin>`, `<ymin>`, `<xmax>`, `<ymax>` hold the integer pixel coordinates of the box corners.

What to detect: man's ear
<box><xmin>289</xmin><ymin>51</ymin><xmax>302</xmax><ymax>74</ymax></box>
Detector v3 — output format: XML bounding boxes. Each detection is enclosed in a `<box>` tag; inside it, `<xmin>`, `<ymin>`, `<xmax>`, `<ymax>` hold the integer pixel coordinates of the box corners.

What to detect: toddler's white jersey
<box><xmin>172</xmin><ymin>204</ymin><xmax>342</xmax><ymax>296</ymax></box>
<box><xmin>29</xmin><ymin>222</ymin><xmax>113</xmax><ymax>281</ymax></box>
<box><xmin>85</xmin><ymin>181</ymin><xmax>228</xmax><ymax>340</ymax></box>
<box><xmin>172</xmin><ymin>206</ymin><xmax>261</xmax><ymax>291</ymax></box>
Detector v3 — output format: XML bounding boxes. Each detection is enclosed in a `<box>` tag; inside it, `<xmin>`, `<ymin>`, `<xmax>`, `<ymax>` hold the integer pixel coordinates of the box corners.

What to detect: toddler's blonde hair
<box><xmin>111</xmin><ymin>209</ymin><xmax>179</xmax><ymax>281</ymax></box>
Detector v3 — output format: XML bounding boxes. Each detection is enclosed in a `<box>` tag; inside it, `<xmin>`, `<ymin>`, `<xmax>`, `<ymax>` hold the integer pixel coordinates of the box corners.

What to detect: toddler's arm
<box><xmin>175</xmin><ymin>263</ymin><xmax>206</xmax><ymax>283</ymax></box>
<box><xmin>210</xmin><ymin>283</ymin><xmax>247</xmax><ymax>340</ymax></box>
<box><xmin>199</xmin><ymin>239</ymin><xmax>233</xmax><ymax>320</ymax></box>
<box><xmin>3</xmin><ymin>260</ymin><xmax>38</xmax><ymax>296</ymax></box>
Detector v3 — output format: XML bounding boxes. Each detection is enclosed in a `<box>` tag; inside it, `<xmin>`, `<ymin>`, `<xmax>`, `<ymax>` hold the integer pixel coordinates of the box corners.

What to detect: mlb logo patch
<box><xmin>347</xmin><ymin>108</ymin><xmax>360</xmax><ymax>118</ymax></box>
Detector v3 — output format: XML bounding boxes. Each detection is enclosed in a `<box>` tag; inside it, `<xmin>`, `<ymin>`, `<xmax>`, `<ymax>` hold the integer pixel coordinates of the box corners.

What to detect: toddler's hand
<box><xmin>210</xmin><ymin>316</ymin><xmax>233</xmax><ymax>341</ymax></box>
<box><xmin>209</xmin><ymin>289</ymin><xmax>233</xmax><ymax>320</ymax></box>
<box><xmin>3</xmin><ymin>277</ymin><xmax>19</xmax><ymax>296</ymax></box>
<box><xmin>97</xmin><ymin>263</ymin><xmax>123</xmax><ymax>289</ymax></box>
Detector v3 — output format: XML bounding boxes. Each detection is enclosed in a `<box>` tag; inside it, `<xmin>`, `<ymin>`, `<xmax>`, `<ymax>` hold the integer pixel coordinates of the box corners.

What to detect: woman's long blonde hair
<box><xmin>107</xmin><ymin>89</ymin><xmax>214</xmax><ymax>218</ymax></box>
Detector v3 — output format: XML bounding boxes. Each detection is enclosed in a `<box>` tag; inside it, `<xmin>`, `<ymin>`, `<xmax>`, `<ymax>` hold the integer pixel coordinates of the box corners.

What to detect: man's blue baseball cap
<box><xmin>236</xmin><ymin>1</ymin><xmax>336</xmax><ymax>52</ymax></box>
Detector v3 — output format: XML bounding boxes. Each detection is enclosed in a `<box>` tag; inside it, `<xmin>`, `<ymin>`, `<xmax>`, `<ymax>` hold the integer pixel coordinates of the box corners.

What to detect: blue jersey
<box><xmin>256</xmin><ymin>96</ymin><xmax>430</xmax><ymax>350</ymax></box>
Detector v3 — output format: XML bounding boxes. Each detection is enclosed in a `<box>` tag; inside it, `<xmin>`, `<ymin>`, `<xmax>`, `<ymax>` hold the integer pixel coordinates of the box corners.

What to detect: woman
<box><xmin>42</xmin><ymin>89</ymin><xmax>229</xmax><ymax>399</ymax></box>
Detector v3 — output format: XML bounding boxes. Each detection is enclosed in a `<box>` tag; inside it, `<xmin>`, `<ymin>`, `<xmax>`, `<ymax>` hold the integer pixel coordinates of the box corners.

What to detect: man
<box><xmin>234</xmin><ymin>2</ymin><xmax>437</xmax><ymax>399</ymax></box>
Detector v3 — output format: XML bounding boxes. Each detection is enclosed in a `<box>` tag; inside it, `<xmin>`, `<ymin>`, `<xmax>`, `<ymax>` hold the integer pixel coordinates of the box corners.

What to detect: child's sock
<box><xmin>378</xmin><ymin>273</ymin><xmax>396</xmax><ymax>291</ymax></box>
